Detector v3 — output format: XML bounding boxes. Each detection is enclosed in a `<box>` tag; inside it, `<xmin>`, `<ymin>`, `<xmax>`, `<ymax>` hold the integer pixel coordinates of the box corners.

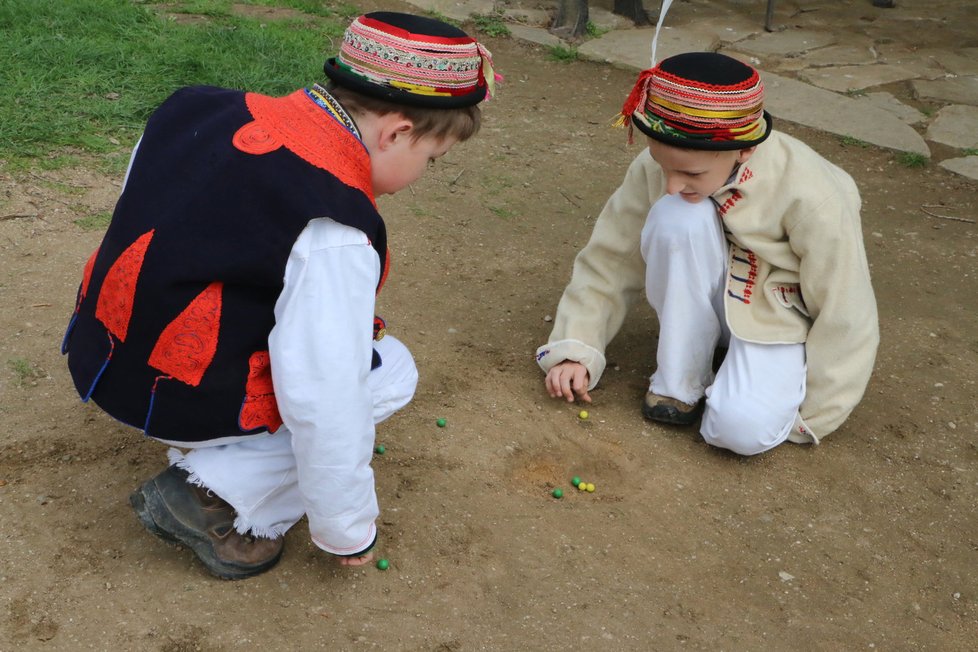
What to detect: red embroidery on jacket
<box><xmin>239</xmin><ymin>350</ymin><xmax>282</xmax><ymax>432</ymax></box>
<box><xmin>717</xmin><ymin>189</ymin><xmax>743</xmax><ymax>217</ymax></box>
<box><xmin>738</xmin><ymin>166</ymin><xmax>753</xmax><ymax>183</ymax></box>
<box><xmin>728</xmin><ymin>248</ymin><xmax>758</xmax><ymax>305</ymax></box>
<box><xmin>233</xmin><ymin>90</ymin><xmax>374</xmax><ymax>205</ymax></box>
<box><xmin>95</xmin><ymin>230</ymin><xmax>154</xmax><ymax>342</ymax></box>
<box><xmin>777</xmin><ymin>285</ymin><xmax>798</xmax><ymax>303</ymax></box>
<box><xmin>744</xmin><ymin>251</ymin><xmax>758</xmax><ymax>299</ymax></box>
<box><xmin>148</xmin><ymin>282</ymin><xmax>223</xmax><ymax>386</ymax></box>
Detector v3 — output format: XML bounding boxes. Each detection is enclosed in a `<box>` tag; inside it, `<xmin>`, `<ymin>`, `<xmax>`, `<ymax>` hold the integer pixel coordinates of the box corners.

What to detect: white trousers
<box><xmin>167</xmin><ymin>335</ymin><xmax>417</xmax><ymax>538</ymax></box>
<box><xmin>640</xmin><ymin>194</ymin><xmax>806</xmax><ymax>456</ymax></box>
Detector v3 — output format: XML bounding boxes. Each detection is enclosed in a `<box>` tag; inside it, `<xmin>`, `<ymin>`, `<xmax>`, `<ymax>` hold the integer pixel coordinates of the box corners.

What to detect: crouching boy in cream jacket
<box><xmin>536</xmin><ymin>52</ymin><xmax>878</xmax><ymax>455</ymax></box>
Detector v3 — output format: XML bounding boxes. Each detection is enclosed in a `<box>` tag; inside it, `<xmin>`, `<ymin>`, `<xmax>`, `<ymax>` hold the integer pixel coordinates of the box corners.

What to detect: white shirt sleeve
<box><xmin>268</xmin><ymin>217</ymin><xmax>380</xmax><ymax>556</ymax></box>
<box><xmin>122</xmin><ymin>135</ymin><xmax>143</xmax><ymax>190</ymax></box>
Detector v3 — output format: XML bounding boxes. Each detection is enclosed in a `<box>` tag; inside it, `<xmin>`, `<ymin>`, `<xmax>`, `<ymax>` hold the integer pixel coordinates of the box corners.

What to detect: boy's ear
<box><xmin>736</xmin><ymin>146</ymin><xmax>757</xmax><ymax>164</ymax></box>
<box><xmin>378</xmin><ymin>116</ymin><xmax>415</xmax><ymax>150</ymax></box>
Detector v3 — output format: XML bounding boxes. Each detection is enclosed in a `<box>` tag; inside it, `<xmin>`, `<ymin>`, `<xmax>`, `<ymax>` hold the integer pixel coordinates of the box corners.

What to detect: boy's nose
<box><xmin>665</xmin><ymin>176</ymin><xmax>685</xmax><ymax>195</ymax></box>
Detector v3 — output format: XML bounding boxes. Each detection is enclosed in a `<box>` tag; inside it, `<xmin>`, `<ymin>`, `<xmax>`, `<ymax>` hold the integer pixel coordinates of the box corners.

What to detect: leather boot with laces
<box><xmin>130</xmin><ymin>465</ymin><xmax>283</xmax><ymax>580</ymax></box>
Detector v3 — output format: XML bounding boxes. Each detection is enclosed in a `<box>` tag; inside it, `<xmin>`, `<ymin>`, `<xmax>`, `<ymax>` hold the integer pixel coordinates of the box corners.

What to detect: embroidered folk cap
<box><xmin>324</xmin><ymin>12</ymin><xmax>498</xmax><ymax>109</ymax></box>
<box><xmin>618</xmin><ymin>52</ymin><xmax>772</xmax><ymax>150</ymax></box>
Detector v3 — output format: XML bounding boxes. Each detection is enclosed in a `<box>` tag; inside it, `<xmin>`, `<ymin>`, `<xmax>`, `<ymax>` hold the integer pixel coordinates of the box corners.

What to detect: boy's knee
<box><xmin>369</xmin><ymin>335</ymin><xmax>418</xmax><ymax>422</ymax></box>
<box><xmin>374</xmin><ymin>336</ymin><xmax>418</xmax><ymax>385</ymax></box>
<box><xmin>643</xmin><ymin>195</ymin><xmax>719</xmax><ymax>250</ymax></box>
<box><xmin>700</xmin><ymin>403</ymin><xmax>789</xmax><ymax>456</ymax></box>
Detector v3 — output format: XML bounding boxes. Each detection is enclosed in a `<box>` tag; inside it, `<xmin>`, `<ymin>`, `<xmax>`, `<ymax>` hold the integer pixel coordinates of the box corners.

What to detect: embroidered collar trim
<box><xmin>232</xmin><ymin>88</ymin><xmax>374</xmax><ymax>204</ymax></box>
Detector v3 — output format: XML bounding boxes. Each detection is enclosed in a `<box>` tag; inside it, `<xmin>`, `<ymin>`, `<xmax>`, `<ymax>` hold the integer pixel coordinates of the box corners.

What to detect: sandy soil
<box><xmin>1</xmin><ymin>2</ymin><xmax>976</xmax><ymax>650</ymax></box>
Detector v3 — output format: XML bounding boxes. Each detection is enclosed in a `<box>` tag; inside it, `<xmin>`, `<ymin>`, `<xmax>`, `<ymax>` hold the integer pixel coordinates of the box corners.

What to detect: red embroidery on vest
<box><xmin>80</xmin><ymin>246</ymin><xmax>99</xmax><ymax>302</ymax></box>
<box><xmin>95</xmin><ymin>230</ymin><xmax>154</xmax><ymax>342</ymax></box>
<box><xmin>738</xmin><ymin>166</ymin><xmax>753</xmax><ymax>183</ymax></box>
<box><xmin>233</xmin><ymin>90</ymin><xmax>374</xmax><ymax>205</ymax></box>
<box><xmin>232</xmin><ymin>121</ymin><xmax>282</xmax><ymax>155</ymax></box>
<box><xmin>239</xmin><ymin>351</ymin><xmax>282</xmax><ymax>432</ymax></box>
<box><xmin>148</xmin><ymin>282</ymin><xmax>223</xmax><ymax>387</ymax></box>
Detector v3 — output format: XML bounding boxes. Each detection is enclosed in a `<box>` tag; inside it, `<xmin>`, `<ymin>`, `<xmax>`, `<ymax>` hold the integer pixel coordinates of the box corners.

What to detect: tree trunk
<box><xmin>551</xmin><ymin>0</ymin><xmax>589</xmax><ymax>39</ymax></box>
<box><xmin>613</xmin><ymin>0</ymin><xmax>650</xmax><ymax>25</ymax></box>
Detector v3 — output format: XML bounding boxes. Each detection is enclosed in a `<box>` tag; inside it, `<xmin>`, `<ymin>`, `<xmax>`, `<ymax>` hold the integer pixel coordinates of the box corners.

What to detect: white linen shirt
<box><xmin>268</xmin><ymin>217</ymin><xmax>382</xmax><ymax>556</ymax></box>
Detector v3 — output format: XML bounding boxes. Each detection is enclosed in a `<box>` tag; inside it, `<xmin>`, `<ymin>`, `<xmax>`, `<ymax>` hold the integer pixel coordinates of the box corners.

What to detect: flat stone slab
<box><xmin>800</xmin><ymin>42</ymin><xmax>879</xmax><ymax>67</ymax></box>
<box><xmin>705</xmin><ymin>17</ymin><xmax>761</xmax><ymax>45</ymax></box>
<box><xmin>925</xmin><ymin>105</ymin><xmax>978</xmax><ymax>150</ymax></box>
<box><xmin>760</xmin><ymin>70</ymin><xmax>930</xmax><ymax>156</ymax></box>
<box><xmin>913</xmin><ymin>50</ymin><xmax>978</xmax><ymax>77</ymax></box>
<box><xmin>507</xmin><ymin>24</ymin><xmax>563</xmax><ymax>49</ymax></box>
<box><xmin>733</xmin><ymin>29</ymin><xmax>836</xmax><ymax>57</ymax></box>
<box><xmin>874</xmin><ymin>43</ymin><xmax>947</xmax><ymax>80</ymax></box>
<box><xmin>577</xmin><ymin>27</ymin><xmax>719</xmax><ymax>71</ymax></box>
<box><xmin>912</xmin><ymin>77</ymin><xmax>978</xmax><ymax>107</ymax></box>
<box><xmin>800</xmin><ymin>64</ymin><xmax>918</xmax><ymax>93</ymax></box>
<box><xmin>501</xmin><ymin>8</ymin><xmax>551</xmax><ymax>28</ymax></box>
<box><xmin>857</xmin><ymin>92</ymin><xmax>927</xmax><ymax>125</ymax></box>
<box><xmin>938</xmin><ymin>156</ymin><xmax>978</xmax><ymax>182</ymax></box>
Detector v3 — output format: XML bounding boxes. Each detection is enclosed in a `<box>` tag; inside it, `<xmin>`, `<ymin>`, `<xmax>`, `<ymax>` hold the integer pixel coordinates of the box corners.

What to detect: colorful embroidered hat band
<box><xmin>618</xmin><ymin>52</ymin><xmax>772</xmax><ymax>150</ymax></box>
<box><xmin>324</xmin><ymin>12</ymin><xmax>498</xmax><ymax>109</ymax></box>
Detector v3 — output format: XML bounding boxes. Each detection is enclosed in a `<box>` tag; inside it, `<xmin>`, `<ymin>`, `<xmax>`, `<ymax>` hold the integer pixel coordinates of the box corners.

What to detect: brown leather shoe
<box><xmin>642</xmin><ymin>392</ymin><xmax>703</xmax><ymax>426</ymax></box>
<box><xmin>130</xmin><ymin>466</ymin><xmax>283</xmax><ymax>580</ymax></box>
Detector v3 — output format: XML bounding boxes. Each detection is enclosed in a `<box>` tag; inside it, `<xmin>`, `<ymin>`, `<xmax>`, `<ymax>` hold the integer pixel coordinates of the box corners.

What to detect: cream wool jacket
<box><xmin>536</xmin><ymin>131</ymin><xmax>879</xmax><ymax>443</ymax></box>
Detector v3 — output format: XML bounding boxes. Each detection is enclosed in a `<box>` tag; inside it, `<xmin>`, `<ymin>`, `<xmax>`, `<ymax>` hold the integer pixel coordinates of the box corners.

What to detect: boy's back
<box><xmin>64</xmin><ymin>86</ymin><xmax>384</xmax><ymax>441</ymax></box>
<box><xmin>63</xmin><ymin>12</ymin><xmax>498</xmax><ymax>579</ymax></box>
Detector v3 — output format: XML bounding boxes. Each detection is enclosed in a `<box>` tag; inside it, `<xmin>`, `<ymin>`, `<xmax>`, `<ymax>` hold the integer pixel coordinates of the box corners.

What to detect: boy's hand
<box><xmin>545</xmin><ymin>361</ymin><xmax>592</xmax><ymax>403</ymax></box>
<box><xmin>337</xmin><ymin>551</ymin><xmax>375</xmax><ymax>567</ymax></box>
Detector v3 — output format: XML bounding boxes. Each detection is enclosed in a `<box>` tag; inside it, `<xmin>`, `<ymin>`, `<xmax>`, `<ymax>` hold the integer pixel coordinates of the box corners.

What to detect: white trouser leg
<box><xmin>701</xmin><ymin>336</ymin><xmax>806</xmax><ymax>456</ymax></box>
<box><xmin>170</xmin><ymin>335</ymin><xmax>418</xmax><ymax>537</ymax></box>
<box><xmin>640</xmin><ymin>194</ymin><xmax>729</xmax><ymax>404</ymax></box>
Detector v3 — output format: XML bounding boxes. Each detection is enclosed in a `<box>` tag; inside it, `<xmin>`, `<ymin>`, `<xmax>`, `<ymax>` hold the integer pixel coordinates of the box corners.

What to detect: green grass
<box><xmin>838</xmin><ymin>135</ymin><xmax>869</xmax><ymax>148</ymax></box>
<box><xmin>488</xmin><ymin>205</ymin><xmax>514</xmax><ymax>219</ymax></box>
<box><xmin>962</xmin><ymin>148</ymin><xmax>978</xmax><ymax>157</ymax></box>
<box><xmin>897</xmin><ymin>152</ymin><xmax>928</xmax><ymax>168</ymax></box>
<box><xmin>74</xmin><ymin>212</ymin><xmax>114</xmax><ymax>231</ymax></box>
<box><xmin>7</xmin><ymin>357</ymin><xmax>43</xmax><ymax>387</ymax></box>
<box><xmin>424</xmin><ymin>10</ymin><xmax>461</xmax><ymax>28</ymax></box>
<box><xmin>547</xmin><ymin>45</ymin><xmax>579</xmax><ymax>62</ymax></box>
<box><xmin>470</xmin><ymin>11</ymin><xmax>510</xmax><ymax>38</ymax></box>
<box><xmin>585</xmin><ymin>21</ymin><xmax>608</xmax><ymax>38</ymax></box>
<box><xmin>0</xmin><ymin>0</ymin><xmax>352</xmax><ymax>168</ymax></box>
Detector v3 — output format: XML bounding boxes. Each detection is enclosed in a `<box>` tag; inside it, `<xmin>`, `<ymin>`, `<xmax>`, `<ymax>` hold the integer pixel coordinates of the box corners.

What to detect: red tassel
<box><xmin>618</xmin><ymin>68</ymin><xmax>657</xmax><ymax>129</ymax></box>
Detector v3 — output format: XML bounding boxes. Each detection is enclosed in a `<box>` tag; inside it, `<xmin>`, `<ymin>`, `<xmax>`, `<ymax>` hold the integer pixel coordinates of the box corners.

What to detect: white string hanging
<box><xmin>649</xmin><ymin>0</ymin><xmax>675</xmax><ymax>67</ymax></box>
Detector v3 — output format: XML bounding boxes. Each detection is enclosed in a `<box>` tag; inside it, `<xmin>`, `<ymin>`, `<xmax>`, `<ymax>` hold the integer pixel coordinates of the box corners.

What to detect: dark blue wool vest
<box><xmin>62</xmin><ymin>86</ymin><xmax>387</xmax><ymax>443</ymax></box>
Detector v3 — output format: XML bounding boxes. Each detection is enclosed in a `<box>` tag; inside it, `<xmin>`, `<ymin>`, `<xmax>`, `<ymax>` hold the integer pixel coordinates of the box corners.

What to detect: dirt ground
<box><xmin>1</xmin><ymin>1</ymin><xmax>976</xmax><ymax>650</ymax></box>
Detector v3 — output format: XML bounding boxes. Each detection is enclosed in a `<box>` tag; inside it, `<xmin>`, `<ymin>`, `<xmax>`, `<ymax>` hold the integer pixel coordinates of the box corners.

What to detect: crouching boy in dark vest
<box><xmin>62</xmin><ymin>12</ymin><xmax>498</xmax><ymax>579</ymax></box>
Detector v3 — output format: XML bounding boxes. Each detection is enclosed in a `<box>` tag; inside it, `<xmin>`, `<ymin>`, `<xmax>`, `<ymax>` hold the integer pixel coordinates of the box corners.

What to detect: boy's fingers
<box><xmin>572</xmin><ymin>370</ymin><xmax>591</xmax><ymax>402</ymax></box>
<box><xmin>545</xmin><ymin>372</ymin><xmax>561</xmax><ymax>397</ymax></box>
<box><xmin>559</xmin><ymin>374</ymin><xmax>576</xmax><ymax>401</ymax></box>
<box><xmin>546</xmin><ymin>365</ymin><xmax>588</xmax><ymax>402</ymax></box>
